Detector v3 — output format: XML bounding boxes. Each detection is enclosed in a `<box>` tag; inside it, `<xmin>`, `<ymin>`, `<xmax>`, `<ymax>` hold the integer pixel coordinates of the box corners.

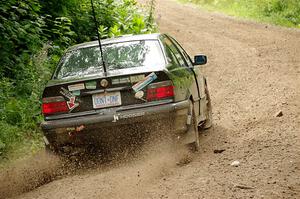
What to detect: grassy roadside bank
<box><xmin>179</xmin><ymin>0</ymin><xmax>300</xmax><ymax>29</ymax></box>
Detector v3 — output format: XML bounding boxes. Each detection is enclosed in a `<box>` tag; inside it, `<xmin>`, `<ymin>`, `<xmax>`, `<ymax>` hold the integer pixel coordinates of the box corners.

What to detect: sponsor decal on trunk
<box><xmin>72</xmin><ymin>90</ymin><xmax>81</xmax><ymax>96</ymax></box>
<box><xmin>60</xmin><ymin>87</ymin><xmax>79</xmax><ymax>112</ymax></box>
<box><xmin>68</xmin><ymin>83</ymin><xmax>85</xmax><ymax>91</ymax></box>
<box><xmin>112</xmin><ymin>77</ymin><xmax>130</xmax><ymax>85</ymax></box>
<box><xmin>132</xmin><ymin>72</ymin><xmax>157</xmax><ymax>92</ymax></box>
<box><xmin>85</xmin><ymin>81</ymin><xmax>97</xmax><ymax>89</ymax></box>
<box><xmin>130</xmin><ymin>75</ymin><xmax>145</xmax><ymax>83</ymax></box>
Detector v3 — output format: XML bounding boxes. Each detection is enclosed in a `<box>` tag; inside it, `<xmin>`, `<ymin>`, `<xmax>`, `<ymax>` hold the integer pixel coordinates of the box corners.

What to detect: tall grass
<box><xmin>181</xmin><ymin>0</ymin><xmax>300</xmax><ymax>28</ymax></box>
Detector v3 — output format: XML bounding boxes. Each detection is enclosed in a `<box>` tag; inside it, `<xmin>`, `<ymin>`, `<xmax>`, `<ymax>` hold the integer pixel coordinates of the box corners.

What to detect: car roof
<box><xmin>68</xmin><ymin>33</ymin><xmax>163</xmax><ymax>51</ymax></box>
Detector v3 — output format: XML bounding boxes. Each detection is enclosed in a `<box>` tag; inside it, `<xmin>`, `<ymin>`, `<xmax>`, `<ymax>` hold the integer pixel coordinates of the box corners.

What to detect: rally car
<box><xmin>41</xmin><ymin>33</ymin><xmax>212</xmax><ymax>152</ymax></box>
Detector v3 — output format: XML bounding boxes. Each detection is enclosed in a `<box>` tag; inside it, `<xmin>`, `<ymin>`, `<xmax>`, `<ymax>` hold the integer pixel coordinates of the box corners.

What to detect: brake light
<box><xmin>147</xmin><ymin>81</ymin><xmax>174</xmax><ymax>101</ymax></box>
<box><xmin>42</xmin><ymin>97</ymin><xmax>68</xmax><ymax>116</ymax></box>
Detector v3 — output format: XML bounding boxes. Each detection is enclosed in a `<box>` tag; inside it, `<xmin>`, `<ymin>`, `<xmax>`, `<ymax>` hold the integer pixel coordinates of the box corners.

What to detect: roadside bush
<box><xmin>0</xmin><ymin>122</ymin><xmax>21</xmax><ymax>157</ymax></box>
<box><xmin>259</xmin><ymin>0</ymin><xmax>300</xmax><ymax>27</ymax></box>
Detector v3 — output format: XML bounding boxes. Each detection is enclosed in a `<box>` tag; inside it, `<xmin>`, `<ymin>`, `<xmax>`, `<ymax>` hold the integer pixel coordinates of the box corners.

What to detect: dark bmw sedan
<box><xmin>41</xmin><ymin>33</ymin><xmax>212</xmax><ymax>152</ymax></box>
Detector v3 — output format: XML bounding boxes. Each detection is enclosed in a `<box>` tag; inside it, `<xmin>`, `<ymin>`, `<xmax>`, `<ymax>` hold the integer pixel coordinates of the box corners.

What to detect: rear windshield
<box><xmin>53</xmin><ymin>40</ymin><xmax>165</xmax><ymax>79</ymax></box>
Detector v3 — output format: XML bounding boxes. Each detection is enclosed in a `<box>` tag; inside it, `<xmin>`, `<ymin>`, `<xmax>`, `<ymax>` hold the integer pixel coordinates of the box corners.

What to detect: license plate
<box><xmin>92</xmin><ymin>91</ymin><xmax>122</xmax><ymax>109</ymax></box>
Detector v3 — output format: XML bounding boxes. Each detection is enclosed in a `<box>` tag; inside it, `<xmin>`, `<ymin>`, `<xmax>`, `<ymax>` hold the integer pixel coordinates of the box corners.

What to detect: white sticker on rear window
<box><xmin>68</xmin><ymin>83</ymin><xmax>85</xmax><ymax>91</ymax></box>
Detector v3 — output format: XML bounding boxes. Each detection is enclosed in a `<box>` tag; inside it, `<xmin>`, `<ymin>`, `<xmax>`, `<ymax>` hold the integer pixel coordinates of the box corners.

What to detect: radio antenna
<box><xmin>90</xmin><ymin>0</ymin><xmax>107</xmax><ymax>74</ymax></box>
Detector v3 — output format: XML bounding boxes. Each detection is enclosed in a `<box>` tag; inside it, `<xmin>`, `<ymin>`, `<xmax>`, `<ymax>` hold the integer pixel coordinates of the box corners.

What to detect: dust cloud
<box><xmin>0</xmin><ymin>123</ymin><xmax>192</xmax><ymax>199</ymax></box>
<box><xmin>0</xmin><ymin>151</ymin><xmax>61</xmax><ymax>199</ymax></box>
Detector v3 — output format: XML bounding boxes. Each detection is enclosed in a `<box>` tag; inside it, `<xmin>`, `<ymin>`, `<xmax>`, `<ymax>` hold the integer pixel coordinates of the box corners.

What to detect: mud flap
<box><xmin>198</xmin><ymin>77</ymin><xmax>207</xmax><ymax>123</ymax></box>
<box><xmin>181</xmin><ymin>101</ymin><xmax>198</xmax><ymax>145</ymax></box>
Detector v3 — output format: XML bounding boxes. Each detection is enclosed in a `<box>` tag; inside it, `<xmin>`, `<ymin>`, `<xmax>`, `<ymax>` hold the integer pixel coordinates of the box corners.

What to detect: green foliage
<box><xmin>182</xmin><ymin>0</ymin><xmax>300</xmax><ymax>28</ymax></box>
<box><xmin>0</xmin><ymin>0</ymin><xmax>157</xmax><ymax>160</ymax></box>
<box><xmin>0</xmin><ymin>0</ymin><xmax>44</xmax><ymax>79</ymax></box>
<box><xmin>0</xmin><ymin>121</ymin><xmax>21</xmax><ymax>156</ymax></box>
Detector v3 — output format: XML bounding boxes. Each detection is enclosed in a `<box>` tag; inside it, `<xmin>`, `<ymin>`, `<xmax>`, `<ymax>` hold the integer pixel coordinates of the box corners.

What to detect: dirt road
<box><xmin>4</xmin><ymin>0</ymin><xmax>300</xmax><ymax>198</ymax></box>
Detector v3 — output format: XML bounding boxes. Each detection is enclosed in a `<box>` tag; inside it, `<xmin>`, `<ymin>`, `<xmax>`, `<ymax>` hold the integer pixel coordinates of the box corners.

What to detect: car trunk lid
<box><xmin>42</xmin><ymin>70</ymin><xmax>173</xmax><ymax>120</ymax></box>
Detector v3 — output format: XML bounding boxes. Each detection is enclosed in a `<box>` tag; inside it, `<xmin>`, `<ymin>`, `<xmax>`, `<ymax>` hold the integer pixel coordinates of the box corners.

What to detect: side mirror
<box><xmin>193</xmin><ymin>55</ymin><xmax>207</xmax><ymax>65</ymax></box>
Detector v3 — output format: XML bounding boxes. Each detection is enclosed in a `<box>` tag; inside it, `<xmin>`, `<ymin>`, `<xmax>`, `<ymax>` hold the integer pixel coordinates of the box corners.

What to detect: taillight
<box><xmin>147</xmin><ymin>81</ymin><xmax>174</xmax><ymax>101</ymax></box>
<box><xmin>42</xmin><ymin>96</ymin><xmax>68</xmax><ymax>116</ymax></box>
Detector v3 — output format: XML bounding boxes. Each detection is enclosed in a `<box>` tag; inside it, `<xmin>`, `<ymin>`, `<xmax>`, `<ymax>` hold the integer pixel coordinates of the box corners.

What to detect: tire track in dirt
<box><xmin>4</xmin><ymin>0</ymin><xmax>300</xmax><ymax>198</ymax></box>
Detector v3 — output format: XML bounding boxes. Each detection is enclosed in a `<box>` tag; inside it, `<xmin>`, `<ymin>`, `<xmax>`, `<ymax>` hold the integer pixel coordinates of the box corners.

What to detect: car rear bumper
<box><xmin>41</xmin><ymin>100</ymin><xmax>189</xmax><ymax>131</ymax></box>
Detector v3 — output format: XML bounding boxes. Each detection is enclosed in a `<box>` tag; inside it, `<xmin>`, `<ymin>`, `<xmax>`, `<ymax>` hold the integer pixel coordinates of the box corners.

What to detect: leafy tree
<box><xmin>0</xmin><ymin>0</ymin><xmax>157</xmax><ymax>158</ymax></box>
